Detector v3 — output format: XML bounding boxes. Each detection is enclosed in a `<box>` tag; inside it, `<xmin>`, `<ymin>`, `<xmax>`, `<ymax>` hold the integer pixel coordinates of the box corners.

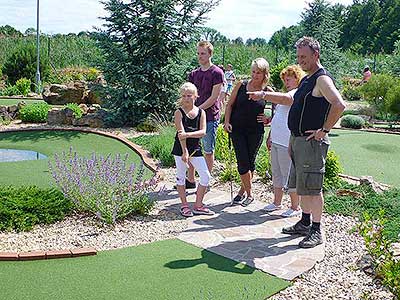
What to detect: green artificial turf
<box><xmin>0</xmin><ymin>239</ymin><xmax>289</xmax><ymax>300</ymax></box>
<box><xmin>0</xmin><ymin>99</ymin><xmax>46</xmax><ymax>106</ymax></box>
<box><xmin>0</xmin><ymin>130</ymin><xmax>152</xmax><ymax>187</ymax></box>
<box><xmin>329</xmin><ymin>129</ymin><xmax>400</xmax><ymax>186</ymax></box>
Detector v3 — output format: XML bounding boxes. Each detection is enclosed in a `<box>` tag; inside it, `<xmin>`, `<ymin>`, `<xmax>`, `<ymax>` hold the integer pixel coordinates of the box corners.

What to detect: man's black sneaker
<box><xmin>231</xmin><ymin>194</ymin><xmax>244</xmax><ymax>206</ymax></box>
<box><xmin>174</xmin><ymin>179</ymin><xmax>196</xmax><ymax>190</ymax></box>
<box><xmin>282</xmin><ymin>220</ymin><xmax>311</xmax><ymax>236</ymax></box>
<box><xmin>241</xmin><ymin>196</ymin><xmax>254</xmax><ymax>207</ymax></box>
<box><xmin>185</xmin><ymin>179</ymin><xmax>196</xmax><ymax>189</ymax></box>
<box><xmin>298</xmin><ymin>228</ymin><xmax>323</xmax><ymax>248</ymax></box>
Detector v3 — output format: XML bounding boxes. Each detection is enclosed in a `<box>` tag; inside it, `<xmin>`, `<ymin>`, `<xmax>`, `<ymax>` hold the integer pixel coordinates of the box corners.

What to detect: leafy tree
<box><xmin>268</xmin><ymin>24</ymin><xmax>303</xmax><ymax>56</ymax></box>
<box><xmin>301</xmin><ymin>0</ymin><xmax>343</xmax><ymax>78</ymax></box>
<box><xmin>199</xmin><ymin>27</ymin><xmax>229</xmax><ymax>44</ymax></box>
<box><xmin>360</xmin><ymin>73</ymin><xmax>398</xmax><ymax>117</ymax></box>
<box><xmin>0</xmin><ymin>25</ymin><xmax>22</xmax><ymax>37</ymax></box>
<box><xmin>95</xmin><ymin>0</ymin><xmax>219</xmax><ymax>126</ymax></box>
<box><xmin>24</xmin><ymin>27</ymin><xmax>37</xmax><ymax>36</ymax></box>
<box><xmin>232</xmin><ymin>37</ymin><xmax>244</xmax><ymax>45</ymax></box>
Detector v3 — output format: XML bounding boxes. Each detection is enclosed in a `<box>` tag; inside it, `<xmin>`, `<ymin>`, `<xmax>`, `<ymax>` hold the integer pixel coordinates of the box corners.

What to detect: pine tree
<box><xmin>301</xmin><ymin>0</ymin><xmax>343</xmax><ymax>79</ymax></box>
<box><xmin>95</xmin><ymin>0</ymin><xmax>219</xmax><ymax>126</ymax></box>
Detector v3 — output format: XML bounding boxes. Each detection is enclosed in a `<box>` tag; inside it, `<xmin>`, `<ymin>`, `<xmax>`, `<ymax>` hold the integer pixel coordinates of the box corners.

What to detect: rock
<box><xmin>360</xmin><ymin>176</ymin><xmax>386</xmax><ymax>194</ymax></box>
<box><xmin>8</xmin><ymin>105</ymin><xmax>18</xmax><ymax>113</ymax></box>
<box><xmin>43</xmin><ymin>80</ymin><xmax>104</xmax><ymax>105</ymax></box>
<box><xmin>78</xmin><ymin>104</ymin><xmax>89</xmax><ymax>114</ymax></box>
<box><xmin>17</xmin><ymin>101</ymin><xmax>26</xmax><ymax>110</ymax></box>
<box><xmin>42</xmin><ymin>82</ymin><xmax>86</xmax><ymax>105</ymax></box>
<box><xmin>47</xmin><ymin>108</ymin><xmax>67</xmax><ymax>125</ymax></box>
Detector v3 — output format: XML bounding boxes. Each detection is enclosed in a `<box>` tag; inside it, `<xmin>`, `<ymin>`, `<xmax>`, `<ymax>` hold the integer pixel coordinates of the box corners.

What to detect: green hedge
<box><xmin>0</xmin><ymin>186</ymin><xmax>73</xmax><ymax>232</ymax></box>
<box><xmin>19</xmin><ymin>102</ymin><xmax>49</xmax><ymax>123</ymax></box>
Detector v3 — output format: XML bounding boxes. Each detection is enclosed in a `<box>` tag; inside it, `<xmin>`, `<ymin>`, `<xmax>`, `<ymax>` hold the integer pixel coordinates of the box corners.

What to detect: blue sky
<box><xmin>0</xmin><ymin>0</ymin><xmax>353</xmax><ymax>40</ymax></box>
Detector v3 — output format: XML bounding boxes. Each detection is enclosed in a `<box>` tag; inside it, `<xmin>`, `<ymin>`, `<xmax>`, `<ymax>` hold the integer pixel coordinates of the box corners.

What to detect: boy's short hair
<box><xmin>197</xmin><ymin>41</ymin><xmax>214</xmax><ymax>55</ymax></box>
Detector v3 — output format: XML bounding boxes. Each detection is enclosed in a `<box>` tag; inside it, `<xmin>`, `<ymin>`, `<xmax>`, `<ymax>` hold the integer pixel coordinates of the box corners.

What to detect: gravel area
<box><xmin>0</xmin><ymin>124</ymin><xmax>394</xmax><ymax>299</ymax></box>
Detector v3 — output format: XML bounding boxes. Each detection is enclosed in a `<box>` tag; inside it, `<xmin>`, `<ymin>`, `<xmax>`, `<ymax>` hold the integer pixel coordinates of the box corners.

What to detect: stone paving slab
<box><xmin>159</xmin><ymin>183</ymin><xmax>325</xmax><ymax>280</ymax></box>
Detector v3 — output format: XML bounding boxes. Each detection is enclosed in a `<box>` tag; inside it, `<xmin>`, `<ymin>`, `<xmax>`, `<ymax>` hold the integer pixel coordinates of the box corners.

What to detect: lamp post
<box><xmin>35</xmin><ymin>0</ymin><xmax>41</xmax><ymax>94</ymax></box>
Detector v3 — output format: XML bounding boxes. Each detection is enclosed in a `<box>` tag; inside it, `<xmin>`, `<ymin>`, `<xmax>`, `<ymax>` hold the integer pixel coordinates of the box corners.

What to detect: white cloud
<box><xmin>205</xmin><ymin>0</ymin><xmax>354</xmax><ymax>40</ymax></box>
<box><xmin>0</xmin><ymin>0</ymin><xmax>353</xmax><ymax>38</ymax></box>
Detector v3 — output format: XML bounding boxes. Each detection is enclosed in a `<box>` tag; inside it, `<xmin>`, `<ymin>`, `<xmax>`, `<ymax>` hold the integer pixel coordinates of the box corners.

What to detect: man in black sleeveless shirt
<box><xmin>248</xmin><ymin>37</ymin><xmax>345</xmax><ymax>248</ymax></box>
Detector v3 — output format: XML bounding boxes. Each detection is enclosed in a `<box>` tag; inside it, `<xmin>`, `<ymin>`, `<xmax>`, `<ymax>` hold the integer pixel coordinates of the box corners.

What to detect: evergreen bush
<box><xmin>2</xmin><ymin>43</ymin><xmax>50</xmax><ymax>87</ymax></box>
<box><xmin>340</xmin><ymin>115</ymin><xmax>365</xmax><ymax>129</ymax></box>
<box><xmin>323</xmin><ymin>150</ymin><xmax>343</xmax><ymax>190</ymax></box>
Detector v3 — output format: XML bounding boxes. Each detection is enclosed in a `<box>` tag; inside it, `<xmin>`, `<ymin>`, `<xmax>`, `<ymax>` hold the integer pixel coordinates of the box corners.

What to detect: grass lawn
<box><xmin>0</xmin><ymin>239</ymin><xmax>289</xmax><ymax>300</ymax></box>
<box><xmin>329</xmin><ymin>129</ymin><xmax>400</xmax><ymax>186</ymax></box>
<box><xmin>0</xmin><ymin>130</ymin><xmax>152</xmax><ymax>187</ymax></box>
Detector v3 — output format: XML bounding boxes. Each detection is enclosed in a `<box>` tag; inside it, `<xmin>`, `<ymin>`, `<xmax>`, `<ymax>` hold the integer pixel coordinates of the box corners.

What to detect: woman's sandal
<box><xmin>180</xmin><ymin>205</ymin><xmax>193</xmax><ymax>217</ymax></box>
<box><xmin>193</xmin><ymin>205</ymin><xmax>215</xmax><ymax>215</ymax></box>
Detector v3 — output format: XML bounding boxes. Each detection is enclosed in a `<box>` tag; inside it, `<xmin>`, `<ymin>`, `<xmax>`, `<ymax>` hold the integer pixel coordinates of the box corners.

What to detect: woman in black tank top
<box><xmin>223</xmin><ymin>58</ymin><xmax>272</xmax><ymax>206</ymax></box>
<box><xmin>172</xmin><ymin>82</ymin><xmax>214</xmax><ymax>217</ymax></box>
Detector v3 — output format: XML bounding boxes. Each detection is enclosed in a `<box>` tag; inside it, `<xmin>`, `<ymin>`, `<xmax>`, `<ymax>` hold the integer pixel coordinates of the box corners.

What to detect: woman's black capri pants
<box><xmin>230</xmin><ymin>131</ymin><xmax>264</xmax><ymax>175</ymax></box>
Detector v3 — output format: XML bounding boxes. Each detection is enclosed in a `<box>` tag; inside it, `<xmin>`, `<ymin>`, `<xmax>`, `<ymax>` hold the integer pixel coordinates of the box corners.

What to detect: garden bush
<box><xmin>15</xmin><ymin>78</ymin><xmax>31</xmax><ymax>96</ymax></box>
<box><xmin>323</xmin><ymin>150</ymin><xmax>343</xmax><ymax>190</ymax></box>
<box><xmin>49</xmin><ymin>148</ymin><xmax>157</xmax><ymax>224</ymax></box>
<box><xmin>0</xmin><ymin>186</ymin><xmax>73</xmax><ymax>232</ymax></box>
<box><xmin>132</xmin><ymin>125</ymin><xmax>176</xmax><ymax>167</ymax></box>
<box><xmin>19</xmin><ymin>102</ymin><xmax>49</xmax><ymax>123</ymax></box>
<box><xmin>64</xmin><ymin>103</ymin><xmax>83</xmax><ymax>119</ymax></box>
<box><xmin>2</xmin><ymin>43</ymin><xmax>50</xmax><ymax>87</ymax></box>
<box><xmin>215</xmin><ymin>125</ymin><xmax>240</xmax><ymax>182</ymax></box>
<box><xmin>47</xmin><ymin>67</ymin><xmax>101</xmax><ymax>84</ymax></box>
<box><xmin>385</xmin><ymin>83</ymin><xmax>400</xmax><ymax>118</ymax></box>
<box><xmin>342</xmin><ymin>85</ymin><xmax>362</xmax><ymax>101</ymax></box>
<box><xmin>340</xmin><ymin>114</ymin><xmax>365</xmax><ymax>129</ymax></box>
<box><xmin>359</xmin><ymin>211</ymin><xmax>400</xmax><ymax>298</ymax></box>
<box><xmin>325</xmin><ymin>183</ymin><xmax>400</xmax><ymax>240</ymax></box>
<box><xmin>359</xmin><ymin>73</ymin><xmax>399</xmax><ymax>116</ymax></box>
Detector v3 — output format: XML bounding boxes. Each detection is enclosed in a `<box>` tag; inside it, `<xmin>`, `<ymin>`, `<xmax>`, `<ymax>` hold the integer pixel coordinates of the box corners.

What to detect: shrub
<box><xmin>15</xmin><ymin>78</ymin><xmax>31</xmax><ymax>96</ymax></box>
<box><xmin>0</xmin><ymin>186</ymin><xmax>73</xmax><ymax>232</ymax></box>
<box><xmin>359</xmin><ymin>73</ymin><xmax>398</xmax><ymax>116</ymax></box>
<box><xmin>323</xmin><ymin>150</ymin><xmax>343</xmax><ymax>190</ymax></box>
<box><xmin>19</xmin><ymin>102</ymin><xmax>49</xmax><ymax>123</ymax></box>
<box><xmin>342</xmin><ymin>85</ymin><xmax>362</xmax><ymax>101</ymax></box>
<box><xmin>47</xmin><ymin>67</ymin><xmax>101</xmax><ymax>84</ymax></box>
<box><xmin>359</xmin><ymin>211</ymin><xmax>400</xmax><ymax>298</ymax></box>
<box><xmin>0</xmin><ymin>84</ymin><xmax>20</xmax><ymax>96</ymax></box>
<box><xmin>385</xmin><ymin>83</ymin><xmax>400</xmax><ymax>118</ymax></box>
<box><xmin>214</xmin><ymin>125</ymin><xmax>240</xmax><ymax>182</ymax></box>
<box><xmin>2</xmin><ymin>43</ymin><xmax>50</xmax><ymax>87</ymax></box>
<box><xmin>49</xmin><ymin>148</ymin><xmax>157</xmax><ymax>224</ymax></box>
<box><xmin>340</xmin><ymin>114</ymin><xmax>365</xmax><ymax>129</ymax></box>
<box><xmin>255</xmin><ymin>144</ymin><xmax>272</xmax><ymax>182</ymax></box>
<box><xmin>64</xmin><ymin>103</ymin><xmax>83</xmax><ymax>119</ymax></box>
<box><xmin>269</xmin><ymin>60</ymin><xmax>288</xmax><ymax>90</ymax></box>
<box><xmin>325</xmin><ymin>183</ymin><xmax>400</xmax><ymax>240</ymax></box>
<box><xmin>131</xmin><ymin>125</ymin><xmax>176</xmax><ymax>167</ymax></box>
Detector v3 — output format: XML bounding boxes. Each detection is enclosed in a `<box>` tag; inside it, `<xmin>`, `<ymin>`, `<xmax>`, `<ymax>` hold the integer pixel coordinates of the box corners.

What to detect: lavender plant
<box><xmin>49</xmin><ymin>147</ymin><xmax>158</xmax><ymax>224</ymax></box>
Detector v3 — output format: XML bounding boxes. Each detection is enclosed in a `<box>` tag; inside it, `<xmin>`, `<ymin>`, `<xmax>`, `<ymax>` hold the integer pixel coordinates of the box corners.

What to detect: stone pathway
<box><xmin>159</xmin><ymin>183</ymin><xmax>325</xmax><ymax>281</ymax></box>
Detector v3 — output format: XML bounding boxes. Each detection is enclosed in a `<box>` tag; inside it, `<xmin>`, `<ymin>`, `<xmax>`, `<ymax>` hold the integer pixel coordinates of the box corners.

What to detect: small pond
<box><xmin>0</xmin><ymin>149</ymin><xmax>47</xmax><ymax>162</ymax></box>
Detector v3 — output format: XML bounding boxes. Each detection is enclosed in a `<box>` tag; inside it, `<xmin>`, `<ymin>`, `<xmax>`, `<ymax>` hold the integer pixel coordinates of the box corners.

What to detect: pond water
<box><xmin>0</xmin><ymin>149</ymin><xmax>47</xmax><ymax>162</ymax></box>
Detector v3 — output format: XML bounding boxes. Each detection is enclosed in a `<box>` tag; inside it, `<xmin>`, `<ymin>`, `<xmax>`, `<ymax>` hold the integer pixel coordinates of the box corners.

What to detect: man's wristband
<box><xmin>321</xmin><ymin>128</ymin><xmax>330</xmax><ymax>133</ymax></box>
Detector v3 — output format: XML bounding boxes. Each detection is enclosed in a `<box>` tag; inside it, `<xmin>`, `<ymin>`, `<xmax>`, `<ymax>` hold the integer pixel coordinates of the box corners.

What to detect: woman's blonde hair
<box><xmin>178</xmin><ymin>82</ymin><xmax>198</xmax><ymax>106</ymax></box>
<box><xmin>280</xmin><ymin>65</ymin><xmax>306</xmax><ymax>86</ymax></box>
<box><xmin>251</xmin><ymin>58</ymin><xmax>270</xmax><ymax>87</ymax></box>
